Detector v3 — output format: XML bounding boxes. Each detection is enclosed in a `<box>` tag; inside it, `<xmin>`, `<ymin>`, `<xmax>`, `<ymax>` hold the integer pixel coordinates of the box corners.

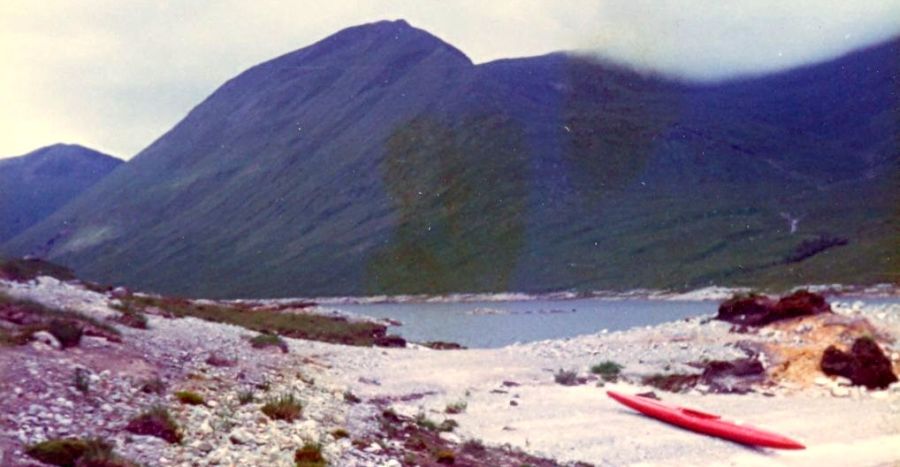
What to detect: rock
<box><xmin>229</xmin><ymin>429</ymin><xmax>251</xmax><ymax>445</ymax></box>
<box><xmin>374</xmin><ymin>335</ymin><xmax>407</xmax><ymax>348</ymax></box>
<box><xmin>716</xmin><ymin>290</ymin><xmax>830</xmax><ymax>327</ymax></box>
<box><xmin>821</xmin><ymin>337</ymin><xmax>898</xmax><ymax>389</ymax></box>
<box><xmin>365</xmin><ymin>442</ymin><xmax>383</xmax><ymax>453</ymax></box>
<box><xmin>831</xmin><ymin>386</ymin><xmax>850</xmax><ymax>397</ymax></box>
<box><xmin>814</xmin><ymin>376</ymin><xmax>830</xmax><ymax>386</ymax></box>
<box><xmin>32</xmin><ymin>330</ymin><xmax>61</xmax><ymax>349</ymax></box>
<box><xmin>198</xmin><ymin>420</ymin><xmax>213</xmax><ymax>435</ymax></box>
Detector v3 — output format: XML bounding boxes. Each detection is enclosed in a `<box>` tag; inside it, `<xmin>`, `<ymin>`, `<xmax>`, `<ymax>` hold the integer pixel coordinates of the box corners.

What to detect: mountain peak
<box><xmin>263</xmin><ymin>19</ymin><xmax>472</xmax><ymax>69</ymax></box>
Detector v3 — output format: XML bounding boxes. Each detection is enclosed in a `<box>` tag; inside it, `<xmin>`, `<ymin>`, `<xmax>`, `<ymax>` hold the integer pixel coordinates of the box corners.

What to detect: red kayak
<box><xmin>606</xmin><ymin>391</ymin><xmax>805</xmax><ymax>450</ymax></box>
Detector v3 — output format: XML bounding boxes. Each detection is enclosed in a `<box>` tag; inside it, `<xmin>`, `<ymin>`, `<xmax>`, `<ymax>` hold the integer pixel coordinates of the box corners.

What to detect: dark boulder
<box><xmin>700</xmin><ymin>358</ymin><xmax>766</xmax><ymax>394</ymax></box>
<box><xmin>374</xmin><ymin>334</ymin><xmax>407</xmax><ymax>348</ymax></box>
<box><xmin>821</xmin><ymin>337</ymin><xmax>898</xmax><ymax>389</ymax></box>
<box><xmin>421</xmin><ymin>341</ymin><xmax>466</xmax><ymax>350</ymax></box>
<box><xmin>716</xmin><ymin>290</ymin><xmax>831</xmax><ymax>326</ymax></box>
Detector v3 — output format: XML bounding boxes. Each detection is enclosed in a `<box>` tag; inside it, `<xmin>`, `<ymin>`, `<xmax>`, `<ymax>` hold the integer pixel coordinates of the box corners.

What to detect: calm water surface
<box><xmin>336</xmin><ymin>299</ymin><xmax>718</xmax><ymax>348</ymax></box>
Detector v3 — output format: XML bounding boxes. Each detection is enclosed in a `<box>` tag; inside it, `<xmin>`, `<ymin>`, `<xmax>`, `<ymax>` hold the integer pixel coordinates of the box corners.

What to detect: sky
<box><xmin>1</xmin><ymin>1</ymin><xmax>898</xmax><ymax>160</ymax></box>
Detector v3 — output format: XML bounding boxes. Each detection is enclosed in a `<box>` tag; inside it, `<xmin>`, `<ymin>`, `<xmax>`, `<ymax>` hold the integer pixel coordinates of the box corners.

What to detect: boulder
<box><xmin>716</xmin><ymin>290</ymin><xmax>831</xmax><ymax>327</ymax></box>
<box><xmin>700</xmin><ymin>358</ymin><xmax>766</xmax><ymax>394</ymax></box>
<box><xmin>821</xmin><ymin>337</ymin><xmax>898</xmax><ymax>389</ymax></box>
<box><xmin>31</xmin><ymin>330</ymin><xmax>61</xmax><ymax>350</ymax></box>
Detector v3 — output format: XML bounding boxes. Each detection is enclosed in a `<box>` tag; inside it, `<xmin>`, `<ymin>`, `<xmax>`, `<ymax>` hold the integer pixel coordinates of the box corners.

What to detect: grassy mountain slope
<box><xmin>3</xmin><ymin>21</ymin><xmax>897</xmax><ymax>297</ymax></box>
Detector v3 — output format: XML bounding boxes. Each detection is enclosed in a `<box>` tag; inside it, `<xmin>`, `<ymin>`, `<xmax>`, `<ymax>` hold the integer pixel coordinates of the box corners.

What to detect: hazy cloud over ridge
<box><xmin>1</xmin><ymin>0</ymin><xmax>898</xmax><ymax>159</ymax></box>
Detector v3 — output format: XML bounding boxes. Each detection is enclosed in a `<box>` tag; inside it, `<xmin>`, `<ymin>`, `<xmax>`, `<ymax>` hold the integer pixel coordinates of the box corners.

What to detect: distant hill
<box><xmin>0</xmin><ymin>144</ymin><xmax>121</xmax><ymax>242</ymax></box>
<box><xmin>3</xmin><ymin>20</ymin><xmax>897</xmax><ymax>298</ymax></box>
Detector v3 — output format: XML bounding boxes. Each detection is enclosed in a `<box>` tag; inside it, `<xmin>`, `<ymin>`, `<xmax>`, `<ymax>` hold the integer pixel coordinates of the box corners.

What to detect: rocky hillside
<box><xmin>0</xmin><ymin>144</ymin><xmax>121</xmax><ymax>243</ymax></box>
<box><xmin>3</xmin><ymin>20</ymin><xmax>897</xmax><ymax>298</ymax></box>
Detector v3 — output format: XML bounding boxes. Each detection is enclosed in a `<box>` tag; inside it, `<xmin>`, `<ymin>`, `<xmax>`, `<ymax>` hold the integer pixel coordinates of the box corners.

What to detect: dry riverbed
<box><xmin>1</xmin><ymin>275</ymin><xmax>898</xmax><ymax>466</ymax></box>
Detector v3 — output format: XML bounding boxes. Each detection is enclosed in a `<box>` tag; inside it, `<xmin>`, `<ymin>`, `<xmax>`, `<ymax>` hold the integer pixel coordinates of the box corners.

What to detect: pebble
<box><xmin>831</xmin><ymin>387</ymin><xmax>850</xmax><ymax>397</ymax></box>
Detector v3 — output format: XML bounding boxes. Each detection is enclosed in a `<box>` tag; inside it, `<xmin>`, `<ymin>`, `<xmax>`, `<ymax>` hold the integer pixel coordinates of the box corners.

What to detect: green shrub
<box><xmin>125</xmin><ymin>406</ymin><xmax>182</xmax><ymax>443</ymax></box>
<box><xmin>590</xmin><ymin>360</ymin><xmax>624</xmax><ymax>381</ymax></box>
<box><xmin>261</xmin><ymin>394</ymin><xmax>303</xmax><ymax>421</ymax></box>
<box><xmin>174</xmin><ymin>390</ymin><xmax>205</xmax><ymax>405</ymax></box>
<box><xmin>294</xmin><ymin>442</ymin><xmax>326</xmax><ymax>467</ymax></box>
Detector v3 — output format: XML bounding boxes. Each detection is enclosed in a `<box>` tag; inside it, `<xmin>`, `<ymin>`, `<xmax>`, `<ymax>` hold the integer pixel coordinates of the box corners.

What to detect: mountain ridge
<box><xmin>3</xmin><ymin>21</ymin><xmax>897</xmax><ymax>297</ymax></box>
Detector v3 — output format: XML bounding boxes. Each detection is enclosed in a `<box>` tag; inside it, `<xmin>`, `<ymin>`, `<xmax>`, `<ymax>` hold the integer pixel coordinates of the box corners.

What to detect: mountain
<box><xmin>0</xmin><ymin>144</ymin><xmax>122</xmax><ymax>243</ymax></box>
<box><xmin>3</xmin><ymin>20</ymin><xmax>897</xmax><ymax>297</ymax></box>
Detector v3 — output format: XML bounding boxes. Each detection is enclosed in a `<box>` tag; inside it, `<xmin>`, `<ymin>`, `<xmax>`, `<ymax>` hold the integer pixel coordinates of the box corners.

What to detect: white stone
<box><xmin>831</xmin><ymin>386</ymin><xmax>850</xmax><ymax>397</ymax></box>
<box><xmin>32</xmin><ymin>331</ymin><xmax>61</xmax><ymax>349</ymax></box>
<box><xmin>814</xmin><ymin>376</ymin><xmax>830</xmax><ymax>386</ymax></box>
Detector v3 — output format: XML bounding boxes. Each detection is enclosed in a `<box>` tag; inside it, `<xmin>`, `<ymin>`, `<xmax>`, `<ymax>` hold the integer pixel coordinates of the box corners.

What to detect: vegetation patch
<box><xmin>249</xmin><ymin>333</ymin><xmax>289</xmax><ymax>353</ymax></box>
<box><xmin>294</xmin><ymin>442</ymin><xmax>326</xmax><ymax>467</ymax></box>
<box><xmin>25</xmin><ymin>437</ymin><xmax>136</xmax><ymax>467</ymax></box>
<box><xmin>174</xmin><ymin>390</ymin><xmax>205</xmax><ymax>405</ymax></box>
<box><xmin>261</xmin><ymin>394</ymin><xmax>303</xmax><ymax>422</ymax></box>
<box><xmin>0</xmin><ymin>292</ymin><xmax>121</xmax><ymax>347</ymax></box>
<box><xmin>590</xmin><ymin>361</ymin><xmax>624</xmax><ymax>382</ymax></box>
<box><xmin>330</xmin><ymin>428</ymin><xmax>349</xmax><ymax>439</ymax></box>
<box><xmin>26</xmin><ymin>438</ymin><xmax>89</xmax><ymax>466</ymax></box>
<box><xmin>444</xmin><ymin>401</ymin><xmax>467</xmax><ymax>414</ymax></box>
<box><xmin>0</xmin><ymin>257</ymin><xmax>75</xmax><ymax>282</ymax></box>
<box><xmin>553</xmin><ymin>368</ymin><xmax>584</xmax><ymax>386</ymax></box>
<box><xmin>117</xmin><ymin>294</ymin><xmax>394</xmax><ymax>347</ymax></box>
<box><xmin>371</xmin><ymin>407</ymin><xmax>560</xmax><ymax>466</ymax></box>
<box><xmin>237</xmin><ymin>390</ymin><xmax>255</xmax><ymax>405</ymax></box>
<box><xmin>125</xmin><ymin>406</ymin><xmax>182</xmax><ymax>444</ymax></box>
<box><xmin>140</xmin><ymin>377</ymin><xmax>166</xmax><ymax>395</ymax></box>
<box><xmin>110</xmin><ymin>302</ymin><xmax>148</xmax><ymax>329</ymax></box>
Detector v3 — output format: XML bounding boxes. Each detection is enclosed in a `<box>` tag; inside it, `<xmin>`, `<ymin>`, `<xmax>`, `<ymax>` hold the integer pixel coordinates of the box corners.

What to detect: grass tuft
<box><xmin>261</xmin><ymin>394</ymin><xmax>303</xmax><ymax>422</ymax></box>
<box><xmin>25</xmin><ymin>437</ymin><xmax>136</xmax><ymax>467</ymax></box>
<box><xmin>444</xmin><ymin>400</ymin><xmax>467</xmax><ymax>414</ymax></box>
<box><xmin>249</xmin><ymin>333</ymin><xmax>289</xmax><ymax>353</ymax></box>
<box><xmin>139</xmin><ymin>377</ymin><xmax>166</xmax><ymax>395</ymax></box>
<box><xmin>294</xmin><ymin>442</ymin><xmax>327</xmax><ymax>467</ymax></box>
<box><xmin>237</xmin><ymin>390</ymin><xmax>255</xmax><ymax>405</ymax></box>
<box><xmin>174</xmin><ymin>390</ymin><xmax>205</xmax><ymax>405</ymax></box>
<box><xmin>125</xmin><ymin>406</ymin><xmax>182</xmax><ymax>444</ymax></box>
<box><xmin>553</xmin><ymin>368</ymin><xmax>580</xmax><ymax>386</ymax></box>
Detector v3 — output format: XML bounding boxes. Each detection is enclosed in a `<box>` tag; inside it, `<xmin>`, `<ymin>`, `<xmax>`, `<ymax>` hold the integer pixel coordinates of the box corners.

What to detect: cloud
<box><xmin>1</xmin><ymin>0</ymin><xmax>898</xmax><ymax>159</ymax></box>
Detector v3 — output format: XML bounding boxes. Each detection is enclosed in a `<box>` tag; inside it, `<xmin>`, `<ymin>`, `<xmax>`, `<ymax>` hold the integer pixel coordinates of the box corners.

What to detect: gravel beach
<box><xmin>1</xmin><ymin>277</ymin><xmax>898</xmax><ymax>466</ymax></box>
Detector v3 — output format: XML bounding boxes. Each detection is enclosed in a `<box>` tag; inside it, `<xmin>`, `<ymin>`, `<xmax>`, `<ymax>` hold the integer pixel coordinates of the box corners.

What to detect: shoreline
<box><xmin>249</xmin><ymin>283</ymin><xmax>900</xmax><ymax>306</ymax></box>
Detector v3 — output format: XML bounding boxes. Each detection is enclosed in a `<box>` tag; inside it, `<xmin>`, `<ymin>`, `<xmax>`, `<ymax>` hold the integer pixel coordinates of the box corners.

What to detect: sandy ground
<box><xmin>306</xmin><ymin>314</ymin><xmax>900</xmax><ymax>467</ymax></box>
